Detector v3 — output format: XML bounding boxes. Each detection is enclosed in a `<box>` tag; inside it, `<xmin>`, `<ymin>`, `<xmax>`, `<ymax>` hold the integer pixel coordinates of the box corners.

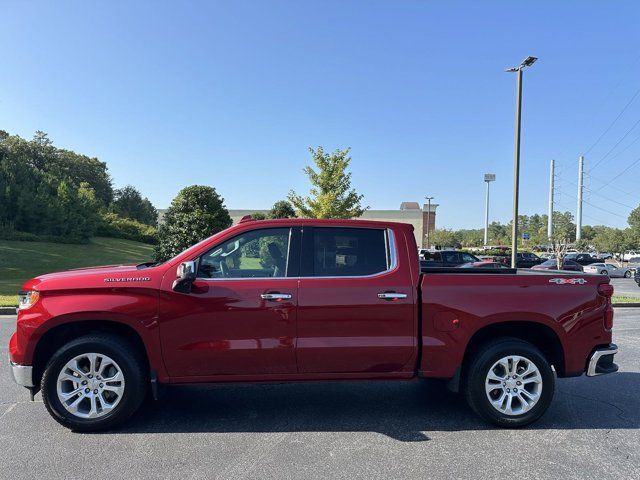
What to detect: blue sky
<box><xmin>2</xmin><ymin>1</ymin><xmax>640</xmax><ymax>229</ymax></box>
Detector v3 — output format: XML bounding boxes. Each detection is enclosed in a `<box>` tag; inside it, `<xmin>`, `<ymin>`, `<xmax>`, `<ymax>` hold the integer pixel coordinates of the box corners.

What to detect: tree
<box><xmin>593</xmin><ymin>227</ymin><xmax>634</xmax><ymax>265</ymax></box>
<box><xmin>457</xmin><ymin>228</ymin><xmax>484</xmax><ymax>248</ymax></box>
<box><xmin>155</xmin><ymin>185</ymin><xmax>232</xmax><ymax>261</ymax></box>
<box><xmin>55</xmin><ymin>181</ymin><xmax>100</xmax><ymax>241</ymax></box>
<box><xmin>288</xmin><ymin>147</ymin><xmax>367</xmax><ymax>218</ymax></box>
<box><xmin>550</xmin><ymin>211</ymin><xmax>575</xmax><ymax>269</ymax></box>
<box><xmin>112</xmin><ymin>185</ymin><xmax>158</xmax><ymax>226</ymax></box>
<box><xmin>429</xmin><ymin>229</ymin><xmax>461</xmax><ymax>249</ymax></box>
<box><xmin>628</xmin><ymin>205</ymin><xmax>640</xmax><ymax>231</ymax></box>
<box><xmin>269</xmin><ymin>200</ymin><xmax>296</xmax><ymax>219</ymax></box>
<box><xmin>487</xmin><ymin>221</ymin><xmax>509</xmax><ymax>245</ymax></box>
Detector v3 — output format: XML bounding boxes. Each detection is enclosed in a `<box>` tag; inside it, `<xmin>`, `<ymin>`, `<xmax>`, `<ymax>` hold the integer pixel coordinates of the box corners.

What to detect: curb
<box><xmin>0</xmin><ymin>307</ymin><xmax>17</xmax><ymax>315</ymax></box>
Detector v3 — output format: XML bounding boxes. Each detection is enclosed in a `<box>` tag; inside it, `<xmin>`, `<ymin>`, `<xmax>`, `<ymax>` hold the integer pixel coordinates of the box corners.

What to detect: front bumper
<box><xmin>9</xmin><ymin>358</ymin><xmax>34</xmax><ymax>387</ymax></box>
<box><xmin>586</xmin><ymin>344</ymin><xmax>619</xmax><ymax>377</ymax></box>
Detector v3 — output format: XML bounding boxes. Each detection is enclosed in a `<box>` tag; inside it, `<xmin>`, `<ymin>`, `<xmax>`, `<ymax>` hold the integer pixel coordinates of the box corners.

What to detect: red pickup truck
<box><xmin>9</xmin><ymin>218</ymin><xmax>618</xmax><ymax>431</ymax></box>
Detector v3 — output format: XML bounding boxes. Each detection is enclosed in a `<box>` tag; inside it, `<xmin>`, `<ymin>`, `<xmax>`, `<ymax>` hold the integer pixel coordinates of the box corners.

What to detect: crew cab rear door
<box><xmin>296</xmin><ymin>226</ymin><xmax>416</xmax><ymax>374</ymax></box>
<box><xmin>158</xmin><ymin>226</ymin><xmax>300</xmax><ymax>377</ymax></box>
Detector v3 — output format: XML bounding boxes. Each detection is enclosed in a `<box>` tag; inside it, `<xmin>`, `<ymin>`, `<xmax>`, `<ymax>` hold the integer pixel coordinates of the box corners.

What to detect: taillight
<box><xmin>598</xmin><ymin>283</ymin><xmax>614</xmax><ymax>297</ymax></box>
<box><xmin>598</xmin><ymin>283</ymin><xmax>614</xmax><ymax>330</ymax></box>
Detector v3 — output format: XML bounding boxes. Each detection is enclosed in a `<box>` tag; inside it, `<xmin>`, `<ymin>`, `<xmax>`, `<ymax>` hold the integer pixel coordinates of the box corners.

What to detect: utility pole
<box><xmin>576</xmin><ymin>155</ymin><xmax>584</xmax><ymax>241</ymax></box>
<box><xmin>548</xmin><ymin>159</ymin><xmax>554</xmax><ymax>241</ymax></box>
<box><xmin>506</xmin><ymin>56</ymin><xmax>537</xmax><ymax>268</ymax></box>
<box><xmin>484</xmin><ymin>174</ymin><xmax>496</xmax><ymax>246</ymax></box>
<box><xmin>425</xmin><ymin>196</ymin><xmax>434</xmax><ymax>249</ymax></box>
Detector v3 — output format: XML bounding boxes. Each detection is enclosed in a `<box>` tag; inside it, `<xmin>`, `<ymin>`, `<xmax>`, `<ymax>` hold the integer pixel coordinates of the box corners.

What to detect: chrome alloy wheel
<box><xmin>56</xmin><ymin>353</ymin><xmax>125</xmax><ymax>419</ymax></box>
<box><xmin>485</xmin><ymin>355</ymin><xmax>543</xmax><ymax>416</ymax></box>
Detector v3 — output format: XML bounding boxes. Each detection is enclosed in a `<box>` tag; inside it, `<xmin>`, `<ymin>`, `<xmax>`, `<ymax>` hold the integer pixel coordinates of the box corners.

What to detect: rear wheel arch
<box><xmin>32</xmin><ymin>320</ymin><xmax>151</xmax><ymax>387</ymax></box>
<box><xmin>461</xmin><ymin>321</ymin><xmax>565</xmax><ymax>378</ymax></box>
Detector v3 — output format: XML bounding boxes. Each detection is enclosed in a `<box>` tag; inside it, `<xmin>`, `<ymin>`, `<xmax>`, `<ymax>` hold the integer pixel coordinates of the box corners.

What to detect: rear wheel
<box><xmin>600</xmin><ymin>270</ymin><xmax>608</xmax><ymax>275</ymax></box>
<box><xmin>464</xmin><ymin>339</ymin><xmax>555</xmax><ymax>428</ymax></box>
<box><xmin>625</xmin><ymin>270</ymin><xmax>632</xmax><ymax>278</ymax></box>
<box><xmin>41</xmin><ymin>334</ymin><xmax>147</xmax><ymax>431</ymax></box>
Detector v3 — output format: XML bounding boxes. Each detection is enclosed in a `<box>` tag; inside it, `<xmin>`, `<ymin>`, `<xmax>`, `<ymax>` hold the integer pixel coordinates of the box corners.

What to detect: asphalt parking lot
<box><xmin>611</xmin><ymin>277</ymin><xmax>640</xmax><ymax>297</ymax></box>
<box><xmin>1</xmin><ymin>310</ymin><xmax>638</xmax><ymax>480</ymax></box>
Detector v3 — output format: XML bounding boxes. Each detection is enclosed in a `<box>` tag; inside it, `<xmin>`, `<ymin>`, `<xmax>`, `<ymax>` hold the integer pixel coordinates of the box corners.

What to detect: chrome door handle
<box><xmin>378</xmin><ymin>292</ymin><xmax>408</xmax><ymax>300</ymax></box>
<box><xmin>260</xmin><ymin>293</ymin><xmax>292</xmax><ymax>300</ymax></box>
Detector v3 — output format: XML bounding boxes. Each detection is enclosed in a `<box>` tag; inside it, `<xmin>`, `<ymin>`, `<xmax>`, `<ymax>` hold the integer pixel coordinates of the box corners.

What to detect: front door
<box><xmin>159</xmin><ymin>227</ymin><xmax>300</xmax><ymax>378</ymax></box>
<box><xmin>296</xmin><ymin>226</ymin><xmax>416</xmax><ymax>374</ymax></box>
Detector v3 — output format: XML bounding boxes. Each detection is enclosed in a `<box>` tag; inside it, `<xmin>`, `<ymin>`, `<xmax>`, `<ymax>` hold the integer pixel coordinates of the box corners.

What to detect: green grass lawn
<box><xmin>612</xmin><ymin>295</ymin><xmax>640</xmax><ymax>304</ymax></box>
<box><xmin>0</xmin><ymin>237</ymin><xmax>155</xmax><ymax>306</ymax></box>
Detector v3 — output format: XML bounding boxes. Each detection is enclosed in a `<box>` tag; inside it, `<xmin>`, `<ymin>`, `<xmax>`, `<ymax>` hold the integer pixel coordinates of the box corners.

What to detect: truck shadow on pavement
<box><xmin>114</xmin><ymin>373</ymin><xmax>640</xmax><ymax>442</ymax></box>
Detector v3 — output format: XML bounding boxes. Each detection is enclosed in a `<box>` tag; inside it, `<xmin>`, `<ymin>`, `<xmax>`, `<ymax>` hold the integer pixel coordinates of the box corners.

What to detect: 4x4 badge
<box><xmin>549</xmin><ymin>278</ymin><xmax>587</xmax><ymax>285</ymax></box>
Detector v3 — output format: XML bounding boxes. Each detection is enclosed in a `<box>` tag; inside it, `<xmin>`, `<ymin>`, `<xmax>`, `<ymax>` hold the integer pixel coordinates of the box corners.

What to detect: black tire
<box><xmin>600</xmin><ymin>270</ymin><xmax>608</xmax><ymax>275</ymax></box>
<box><xmin>463</xmin><ymin>338</ymin><xmax>555</xmax><ymax>428</ymax></box>
<box><xmin>41</xmin><ymin>334</ymin><xmax>147</xmax><ymax>431</ymax></box>
<box><xmin>625</xmin><ymin>270</ymin><xmax>631</xmax><ymax>278</ymax></box>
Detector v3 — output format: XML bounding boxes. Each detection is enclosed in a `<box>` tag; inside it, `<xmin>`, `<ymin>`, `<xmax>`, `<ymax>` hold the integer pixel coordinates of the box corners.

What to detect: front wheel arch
<box><xmin>32</xmin><ymin>320</ymin><xmax>151</xmax><ymax>389</ymax></box>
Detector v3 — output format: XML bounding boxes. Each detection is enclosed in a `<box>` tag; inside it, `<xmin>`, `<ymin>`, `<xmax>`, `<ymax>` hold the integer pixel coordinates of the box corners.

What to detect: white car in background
<box><xmin>617</xmin><ymin>250</ymin><xmax>640</xmax><ymax>262</ymax></box>
<box><xmin>583</xmin><ymin>262</ymin><xmax>633</xmax><ymax>278</ymax></box>
<box><xmin>626</xmin><ymin>257</ymin><xmax>640</xmax><ymax>266</ymax></box>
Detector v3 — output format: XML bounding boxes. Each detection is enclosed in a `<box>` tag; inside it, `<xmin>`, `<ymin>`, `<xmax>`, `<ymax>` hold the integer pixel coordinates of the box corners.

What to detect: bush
<box><xmin>97</xmin><ymin>213</ymin><xmax>158</xmax><ymax>244</ymax></box>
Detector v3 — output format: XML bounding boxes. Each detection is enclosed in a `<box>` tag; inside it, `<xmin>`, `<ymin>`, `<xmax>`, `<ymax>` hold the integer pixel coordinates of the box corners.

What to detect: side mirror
<box><xmin>172</xmin><ymin>261</ymin><xmax>197</xmax><ymax>293</ymax></box>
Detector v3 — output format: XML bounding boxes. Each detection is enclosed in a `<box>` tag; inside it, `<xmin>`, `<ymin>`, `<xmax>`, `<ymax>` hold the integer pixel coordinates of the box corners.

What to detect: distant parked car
<box><xmin>583</xmin><ymin>263</ymin><xmax>633</xmax><ymax>278</ymax></box>
<box><xmin>531</xmin><ymin>259</ymin><xmax>583</xmax><ymax>272</ymax></box>
<box><xmin>597</xmin><ymin>252</ymin><xmax>613</xmax><ymax>260</ymax></box>
<box><xmin>457</xmin><ymin>261</ymin><xmax>511</xmax><ymax>269</ymax></box>
<box><xmin>617</xmin><ymin>250</ymin><xmax>640</xmax><ymax>262</ymax></box>
<box><xmin>635</xmin><ymin>268</ymin><xmax>640</xmax><ymax>286</ymax></box>
<box><xmin>564</xmin><ymin>253</ymin><xmax>600</xmax><ymax>266</ymax></box>
<box><xmin>486</xmin><ymin>251</ymin><xmax>543</xmax><ymax>268</ymax></box>
<box><xmin>626</xmin><ymin>257</ymin><xmax>640</xmax><ymax>266</ymax></box>
<box><xmin>420</xmin><ymin>250</ymin><xmax>480</xmax><ymax>268</ymax></box>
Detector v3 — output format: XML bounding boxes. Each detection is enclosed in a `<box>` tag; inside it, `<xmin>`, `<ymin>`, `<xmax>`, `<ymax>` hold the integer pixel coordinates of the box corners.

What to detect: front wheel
<box><xmin>600</xmin><ymin>270</ymin><xmax>608</xmax><ymax>275</ymax></box>
<box><xmin>625</xmin><ymin>270</ymin><xmax>632</xmax><ymax>278</ymax></box>
<box><xmin>464</xmin><ymin>339</ymin><xmax>555</xmax><ymax>428</ymax></box>
<box><xmin>41</xmin><ymin>334</ymin><xmax>147</xmax><ymax>431</ymax></box>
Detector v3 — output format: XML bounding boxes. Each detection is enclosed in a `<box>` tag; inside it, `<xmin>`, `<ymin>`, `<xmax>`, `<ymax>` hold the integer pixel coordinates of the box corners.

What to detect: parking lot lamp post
<box><xmin>425</xmin><ymin>196</ymin><xmax>434</xmax><ymax>249</ymax></box>
<box><xmin>506</xmin><ymin>56</ymin><xmax>537</xmax><ymax>268</ymax></box>
<box><xmin>483</xmin><ymin>174</ymin><xmax>495</xmax><ymax>246</ymax></box>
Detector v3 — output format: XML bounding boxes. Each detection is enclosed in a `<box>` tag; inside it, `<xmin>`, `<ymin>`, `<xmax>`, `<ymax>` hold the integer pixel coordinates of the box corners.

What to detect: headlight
<box><xmin>18</xmin><ymin>290</ymin><xmax>40</xmax><ymax>310</ymax></box>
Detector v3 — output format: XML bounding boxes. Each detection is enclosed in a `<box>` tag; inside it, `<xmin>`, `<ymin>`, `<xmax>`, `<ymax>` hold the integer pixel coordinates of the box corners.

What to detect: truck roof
<box><xmin>238</xmin><ymin>216</ymin><xmax>415</xmax><ymax>231</ymax></box>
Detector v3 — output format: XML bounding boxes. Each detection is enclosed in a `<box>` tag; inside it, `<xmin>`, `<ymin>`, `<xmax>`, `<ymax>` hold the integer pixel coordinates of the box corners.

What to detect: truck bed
<box><xmin>418</xmin><ymin>268</ymin><xmax>610</xmax><ymax>379</ymax></box>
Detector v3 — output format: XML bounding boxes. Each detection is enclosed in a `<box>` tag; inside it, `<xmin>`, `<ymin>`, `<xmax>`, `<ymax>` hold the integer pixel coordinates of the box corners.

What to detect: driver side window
<box><xmin>198</xmin><ymin>228</ymin><xmax>291</xmax><ymax>279</ymax></box>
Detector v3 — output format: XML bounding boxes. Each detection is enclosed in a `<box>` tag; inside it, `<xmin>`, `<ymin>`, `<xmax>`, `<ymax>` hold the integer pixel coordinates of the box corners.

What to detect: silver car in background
<box><xmin>583</xmin><ymin>262</ymin><xmax>633</xmax><ymax>278</ymax></box>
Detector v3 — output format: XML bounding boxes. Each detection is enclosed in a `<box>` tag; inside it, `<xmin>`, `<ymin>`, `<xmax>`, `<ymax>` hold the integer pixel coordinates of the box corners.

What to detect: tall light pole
<box><xmin>425</xmin><ymin>196</ymin><xmax>434</xmax><ymax>249</ymax></box>
<box><xmin>483</xmin><ymin>174</ymin><xmax>496</xmax><ymax>246</ymax></box>
<box><xmin>506</xmin><ymin>56</ymin><xmax>538</xmax><ymax>268</ymax></box>
<box><xmin>548</xmin><ymin>159</ymin><xmax>554</xmax><ymax>241</ymax></box>
<box><xmin>576</xmin><ymin>155</ymin><xmax>584</xmax><ymax>241</ymax></box>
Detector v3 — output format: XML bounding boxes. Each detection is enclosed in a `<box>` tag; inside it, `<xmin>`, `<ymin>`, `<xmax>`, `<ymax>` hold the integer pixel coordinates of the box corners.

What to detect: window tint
<box><xmin>422</xmin><ymin>251</ymin><xmax>442</xmax><ymax>263</ymax></box>
<box><xmin>442</xmin><ymin>251</ymin><xmax>458</xmax><ymax>263</ymax></box>
<box><xmin>198</xmin><ymin>228</ymin><xmax>291</xmax><ymax>279</ymax></box>
<box><xmin>461</xmin><ymin>253</ymin><xmax>477</xmax><ymax>263</ymax></box>
<box><xmin>311</xmin><ymin>228</ymin><xmax>389</xmax><ymax>277</ymax></box>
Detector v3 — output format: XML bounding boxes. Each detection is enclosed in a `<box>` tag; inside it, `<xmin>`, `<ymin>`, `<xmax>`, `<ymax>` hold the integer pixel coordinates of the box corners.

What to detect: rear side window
<box><xmin>442</xmin><ymin>251</ymin><xmax>458</xmax><ymax>263</ymax></box>
<box><xmin>461</xmin><ymin>253</ymin><xmax>477</xmax><ymax>263</ymax></box>
<box><xmin>308</xmin><ymin>227</ymin><xmax>390</xmax><ymax>277</ymax></box>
